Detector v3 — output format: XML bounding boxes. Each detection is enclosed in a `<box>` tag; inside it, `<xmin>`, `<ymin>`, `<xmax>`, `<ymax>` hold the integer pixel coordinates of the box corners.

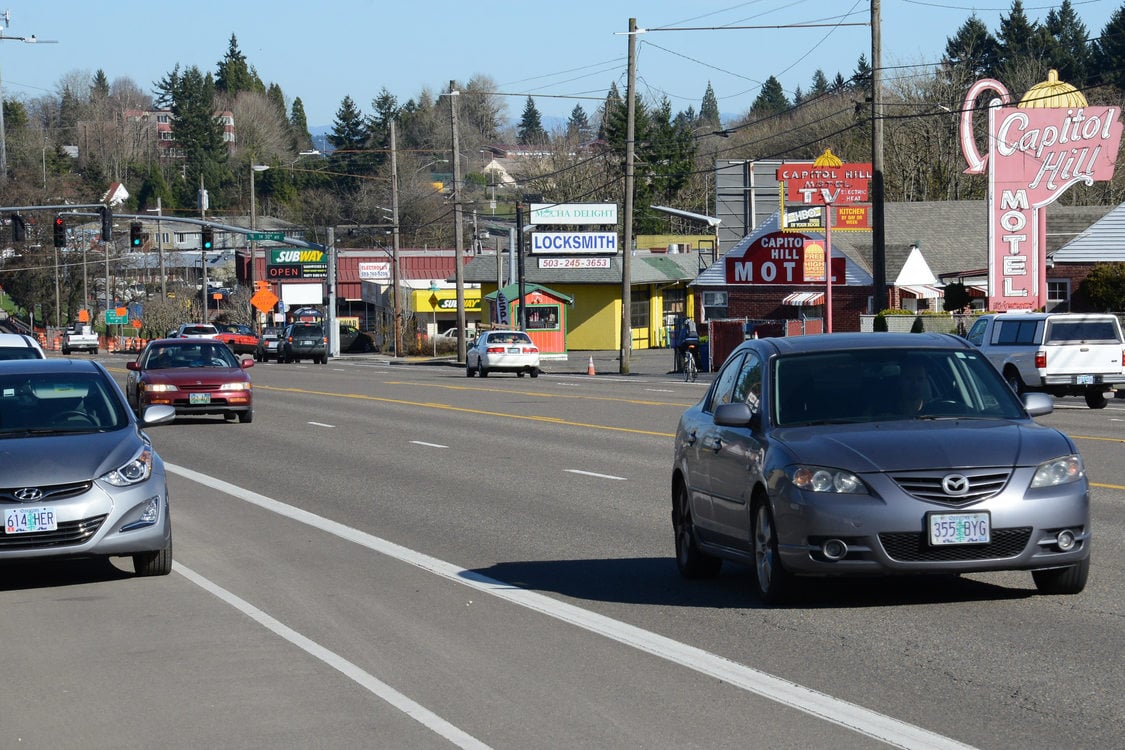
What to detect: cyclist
<box><xmin>674</xmin><ymin>317</ymin><xmax>700</xmax><ymax>374</ymax></box>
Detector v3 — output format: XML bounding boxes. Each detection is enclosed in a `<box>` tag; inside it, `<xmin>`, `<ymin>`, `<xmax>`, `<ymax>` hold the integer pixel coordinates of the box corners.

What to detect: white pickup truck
<box><xmin>61</xmin><ymin>324</ymin><xmax>99</xmax><ymax>355</ymax></box>
<box><xmin>965</xmin><ymin>312</ymin><xmax>1125</xmax><ymax>408</ymax></box>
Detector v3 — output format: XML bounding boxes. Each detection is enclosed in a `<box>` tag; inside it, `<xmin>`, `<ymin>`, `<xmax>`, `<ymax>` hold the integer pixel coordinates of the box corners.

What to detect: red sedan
<box><xmin>125</xmin><ymin>338</ymin><xmax>254</xmax><ymax>423</ymax></box>
<box><xmin>214</xmin><ymin>323</ymin><xmax>260</xmax><ymax>355</ymax></box>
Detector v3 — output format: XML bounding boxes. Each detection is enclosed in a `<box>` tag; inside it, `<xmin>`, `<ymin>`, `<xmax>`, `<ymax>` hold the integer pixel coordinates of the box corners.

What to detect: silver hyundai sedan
<box><xmin>672</xmin><ymin>333</ymin><xmax>1090</xmax><ymax>603</ymax></box>
<box><xmin>0</xmin><ymin>359</ymin><xmax>176</xmax><ymax>576</ymax></box>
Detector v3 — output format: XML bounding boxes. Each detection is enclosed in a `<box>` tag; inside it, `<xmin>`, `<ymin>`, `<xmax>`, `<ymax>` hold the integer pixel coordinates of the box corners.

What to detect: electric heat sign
<box><xmin>724</xmin><ymin>232</ymin><xmax>844</xmax><ymax>285</ymax></box>
<box><xmin>776</xmin><ymin>163</ymin><xmax>872</xmax><ymax>205</ymax></box>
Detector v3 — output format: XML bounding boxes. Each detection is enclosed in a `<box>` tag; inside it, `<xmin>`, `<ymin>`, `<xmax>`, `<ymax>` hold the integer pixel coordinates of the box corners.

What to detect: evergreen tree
<box><xmin>517</xmin><ymin>96</ymin><xmax>546</xmax><ymax>145</ymax></box>
<box><xmin>648</xmin><ymin>97</ymin><xmax>695</xmax><ymax>206</ymax></box>
<box><xmin>699</xmin><ymin>82</ymin><xmax>720</xmax><ymax>128</ymax></box>
<box><xmin>996</xmin><ymin>1</ymin><xmax>1043</xmax><ymax>65</ymax></box>
<box><xmin>134</xmin><ymin>162</ymin><xmax>176</xmax><ymax>212</ymax></box>
<box><xmin>329</xmin><ymin>95</ymin><xmax>368</xmax><ymax>181</ymax></box>
<box><xmin>366</xmin><ymin>87</ymin><xmax>400</xmax><ymax>155</ymax></box>
<box><xmin>153</xmin><ymin>64</ymin><xmax>181</xmax><ymax>109</ymax></box>
<box><xmin>215</xmin><ymin>34</ymin><xmax>263</xmax><ymax>95</ymax></box>
<box><xmin>943</xmin><ymin>15</ymin><xmax>999</xmax><ymax>79</ymax></box>
<box><xmin>266</xmin><ymin>83</ymin><xmax>287</xmax><ymax>118</ymax></box>
<box><xmin>1045</xmin><ymin>1</ymin><xmax>1093</xmax><ymax>88</ymax></box>
<box><xmin>749</xmin><ymin>76</ymin><xmax>790</xmax><ymax>118</ymax></box>
<box><xmin>90</xmin><ymin>70</ymin><xmax>110</xmax><ymax>101</ymax></box>
<box><xmin>1094</xmin><ymin>6</ymin><xmax>1125</xmax><ymax>89</ymax></box>
<box><xmin>566</xmin><ymin>103</ymin><xmax>592</xmax><ymax>140</ymax></box>
<box><xmin>810</xmin><ymin>70</ymin><xmax>830</xmax><ymax>97</ymax></box>
<box><xmin>850</xmin><ymin>54</ymin><xmax>872</xmax><ymax>89</ymax></box>
<box><xmin>169</xmin><ymin>65</ymin><xmax>230</xmax><ymax>208</ymax></box>
<box><xmin>289</xmin><ymin>97</ymin><xmax>313</xmax><ymax>152</ymax></box>
<box><xmin>597</xmin><ymin>82</ymin><xmax>622</xmax><ymax>140</ymax></box>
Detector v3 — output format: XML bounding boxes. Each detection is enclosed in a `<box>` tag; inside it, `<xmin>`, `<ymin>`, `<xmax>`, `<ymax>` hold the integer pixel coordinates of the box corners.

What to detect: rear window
<box><xmin>992</xmin><ymin>320</ymin><xmax>1042</xmax><ymax>345</ymax></box>
<box><xmin>291</xmin><ymin>325</ymin><xmax>323</xmax><ymax>336</ymax></box>
<box><xmin>1046</xmin><ymin>320</ymin><xmax>1122</xmax><ymax>344</ymax></box>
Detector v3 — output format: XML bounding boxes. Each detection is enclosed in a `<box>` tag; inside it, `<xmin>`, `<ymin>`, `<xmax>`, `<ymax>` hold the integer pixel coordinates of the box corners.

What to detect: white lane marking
<box><xmin>167</xmin><ymin>464</ymin><xmax>976</xmax><ymax>750</ymax></box>
<box><xmin>307</xmin><ymin>421</ymin><xmax>334</xmax><ymax>428</ymax></box>
<box><xmin>173</xmin><ymin>562</ymin><xmax>491</xmax><ymax>750</ymax></box>
<box><xmin>410</xmin><ymin>440</ymin><xmax>449</xmax><ymax>449</ymax></box>
<box><xmin>565</xmin><ymin>469</ymin><xmax>627</xmax><ymax>481</ymax></box>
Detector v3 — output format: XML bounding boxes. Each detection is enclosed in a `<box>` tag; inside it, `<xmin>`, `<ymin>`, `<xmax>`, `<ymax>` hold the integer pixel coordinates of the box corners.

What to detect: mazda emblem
<box><xmin>942</xmin><ymin>474</ymin><xmax>969</xmax><ymax>496</ymax></box>
<box><xmin>14</xmin><ymin>487</ymin><xmax>44</xmax><ymax>502</ymax></box>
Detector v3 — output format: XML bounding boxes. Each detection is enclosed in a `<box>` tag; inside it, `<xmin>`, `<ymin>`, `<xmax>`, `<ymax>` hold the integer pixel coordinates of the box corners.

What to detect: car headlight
<box><xmin>219</xmin><ymin>382</ymin><xmax>251</xmax><ymax>391</ymax></box>
<box><xmin>1030</xmin><ymin>454</ymin><xmax>1084</xmax><ymax>488</ymax></box>
<box><xmin>144</xmin><ymin>383</ymin><xmax>178</xmax><ymax>392</ymax></box>
<box><xmin>789</xmin><ymin>466</ymin><xmax>868</xmax><ymax>494</ymax></box>
<box><xmin>101</xmin><ymin>447</ymin><xmax>154</xmax><ymax>486</ymax></box>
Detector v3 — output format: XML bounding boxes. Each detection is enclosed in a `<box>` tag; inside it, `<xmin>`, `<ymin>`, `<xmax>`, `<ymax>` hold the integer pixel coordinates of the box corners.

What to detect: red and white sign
<box><xmin>961</xmin><ymin>75</ymin><xmax>1122</xmax><ymax>310</ymax></box>
<box><xmin>777</xmin><ymin>163</ymin><xmax>872</xmax><ymax>205</ymax></box>
<box><xmin>724</xmin><ymin>232</ymin><xmax>844</xmax><ymax>285</ymax></box>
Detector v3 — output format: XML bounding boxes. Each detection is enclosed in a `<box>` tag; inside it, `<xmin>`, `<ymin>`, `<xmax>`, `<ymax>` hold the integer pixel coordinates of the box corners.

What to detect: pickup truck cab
<box><xmin>965</xmin><ymin>312</ymin><xmax>1125</xmax><ymax>408</ymax></box>
<box><xmin>62</xmin><ymin>324</ymin><xmax>99</xmax><ymax>355</ymax></box>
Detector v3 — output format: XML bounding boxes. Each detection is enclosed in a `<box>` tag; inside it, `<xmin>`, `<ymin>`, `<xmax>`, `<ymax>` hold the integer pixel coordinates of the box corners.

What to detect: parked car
<box><xmin>672</xmin><ymin>332</ymin><xmax>1090</xmax><ymax>603</ymax></box>
<box><xmin>281</xmin><ymin>322</ymin><xmax>327</xmax><ymax>364</ymax></box>
<box><xmin>465</xmin><ymin>330</ymin><xmax>541</xmax><ymax>377</ymax></box>
<box><xmin>339</xmin><ymin>324</ymin><xmax>376</xmax><ymax>353</ymax></box>
<box><xmin>125</xmin><ymin>338</ymin><xmax>254</xmax><ymax>423</ymax></box>
<box><xmin>214</xmin><ymin>323</ymin><xmax>260</xmax><ymax>355</ymax></box>
<box><xmin>0</xmin><ymin>359</ymin><xmax>176</xmax><ymax>575</ymax></box>
<box><xmin>172</xmin><ymin>323</ymin><xmax>220</xmax><ymax>339</ymax></box>
<box><xmin>0</xmin><ymin>332</ymin><xmax>47</xmax><ymax>359</ymax></box>
<box><xmin>255</xmin><ymin>325</ymin><xmax>285</xmax><ymax>362</ymax></box>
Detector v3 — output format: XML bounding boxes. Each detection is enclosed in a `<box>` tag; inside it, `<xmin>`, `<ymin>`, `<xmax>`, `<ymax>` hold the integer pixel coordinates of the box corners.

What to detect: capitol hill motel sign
<box><xmin>961</xmin><ymin>70</ymin><xmax>1123</xmax><ymax>311</ymax></box>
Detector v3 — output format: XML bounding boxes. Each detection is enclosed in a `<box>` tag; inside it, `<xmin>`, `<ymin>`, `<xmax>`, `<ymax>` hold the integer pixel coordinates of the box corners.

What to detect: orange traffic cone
<box><xmin>587</xmin><ymin>356</ymin><xmax>596</xmax><ymax>376</ymax></box>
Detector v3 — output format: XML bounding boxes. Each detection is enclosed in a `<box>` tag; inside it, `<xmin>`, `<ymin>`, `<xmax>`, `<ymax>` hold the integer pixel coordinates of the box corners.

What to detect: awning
<box><xmin>898</xmin><ymin>284</ymin><xmax>944</xmax><ymax>299</ymax></box>
<box><xmin>782</xmin><ymin>291</ymin><xmax>825</xmax><ymax>306</ymax></box>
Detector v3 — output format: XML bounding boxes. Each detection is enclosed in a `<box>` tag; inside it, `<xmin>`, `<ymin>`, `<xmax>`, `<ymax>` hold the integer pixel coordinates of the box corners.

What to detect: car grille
<box><xmin>880</xmin><ymin>527</ymin><xmax>1032</xmax><ymax>561</ymax></box>
<box><xmin>0</xmin><ymin>481</ymin><xmax>93</xmax><ymax>504</ymax></box>
<box><xmin>0</xmin><ymin>514</ymin><xmax>107</xmax><ymax>549</ymax></box>
<box><xmin>891</xmin><ymin>470</ymin><xmax>1011</xmax><ymax>506</ymax></box>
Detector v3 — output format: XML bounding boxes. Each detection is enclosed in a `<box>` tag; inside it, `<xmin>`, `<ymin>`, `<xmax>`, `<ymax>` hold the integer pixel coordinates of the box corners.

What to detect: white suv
<box><xmin>172</xmin><ymin>323</ymin><xmax>220</xmax><ymax>339</ymax></box>
<box><xmin>0</xmin><ymin>332</ymin><xmax>47</xmax><ymax>360</ymax></box>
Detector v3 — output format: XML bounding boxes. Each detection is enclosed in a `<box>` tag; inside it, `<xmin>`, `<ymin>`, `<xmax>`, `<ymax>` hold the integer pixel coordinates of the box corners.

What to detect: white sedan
<box><xmin>466</xmin><ymin>330</ymin><xmax>541</xmax><ymax>378</ymax></box>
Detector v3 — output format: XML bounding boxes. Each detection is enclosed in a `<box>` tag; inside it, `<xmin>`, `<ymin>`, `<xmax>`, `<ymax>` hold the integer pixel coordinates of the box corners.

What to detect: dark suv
<box><xmin>281</xmin><ymin>323</ymin><xmax>327</xmax><ymax>364</ymax></box>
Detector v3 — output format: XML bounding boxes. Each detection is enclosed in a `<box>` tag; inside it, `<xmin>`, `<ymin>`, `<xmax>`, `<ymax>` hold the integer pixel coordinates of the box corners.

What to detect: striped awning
<box><xmin>898</xmin><ymin>284</ymin><xmax>944</xmax><ymax>299</ymax></box>
<box><xmin>782</xmin><ymin>291</ymin><xmax>825</xmax><ymax>306</ymax></box>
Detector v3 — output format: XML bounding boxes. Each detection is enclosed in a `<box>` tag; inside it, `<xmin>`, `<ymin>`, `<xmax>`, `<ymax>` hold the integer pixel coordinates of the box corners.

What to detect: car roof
<box><xmin>743</xmin><ymin>332</ymin><xmax>971</xmax><ymax>358</ymax></box>
<box><xmin>0</xmin><ymin>357</ymin><xmax>106</xmax><ymax>375</ymax></box>
<box><xmin>0</xmin><ymin>332</ymin><xmax>46</xmax><ymax>350</ymax></box>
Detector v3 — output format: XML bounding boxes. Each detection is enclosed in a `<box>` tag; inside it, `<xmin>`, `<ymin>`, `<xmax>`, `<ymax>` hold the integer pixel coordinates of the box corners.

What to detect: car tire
<box><xmin>238</xmin><ymin>410</ymin><xmax>254</xmax><ymax>424</ymax></box>
<box><xmin>530</xmin><ymin>368</ymin><xmax>540</xmax><ymax>378</ymax></box>
<box><xmin>672</xmin><ymin>480</ymin><xmax>722</xmax><ymax>579</ymax></box>
<box><xmin>1084</xmin><ymin>387</ymin><xmax>1108</xmax><ymax>409</ymax></box>
<box><xmin>1004</xmin><ymin>367</ymin><xmax>1025</xmax><ymax>396</ymax></box>
<box><xmin>1032</xmin><ymin>556</ymin><xmax>1089</xmax><ymax>595</ymax></box>
<box><xmin>133</xmin><ymin>537</ymin><xmax>173</xmax><ymax>577</ymax></box>
<box><xmin>752</xmin><ymin>498</ymin><xmax>795</xmax><ymax>604</ymax></box>
<box><xmin>517</xmin><ymin>370</ymin><xmax>525</xmax><ymax>377</ymax></box>
<box><xmin>480</xmin><ymin>367</ymin><xmax>489</xmax><ymax>378</ymax></box>
<box><xmin>224</xmin><ymin>412</ymin><xmax>236</xmax><ymax>421</ymax></box>
<box><xmin>466</xmin><ymin>363</ymin><xmax>475</xmax><ymax>377</ymax></box>
<box><xmin>62</xmin><ymin>347</ymin><xmax>70</xmax><ymax>355</ymax></box>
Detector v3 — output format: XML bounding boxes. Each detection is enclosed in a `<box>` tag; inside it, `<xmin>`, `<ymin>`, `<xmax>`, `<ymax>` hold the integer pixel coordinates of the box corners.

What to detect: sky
<box><xmin>1</xmin><ymin>0</ymin><xmax>1121</xmax><ymax>133</ymax></box>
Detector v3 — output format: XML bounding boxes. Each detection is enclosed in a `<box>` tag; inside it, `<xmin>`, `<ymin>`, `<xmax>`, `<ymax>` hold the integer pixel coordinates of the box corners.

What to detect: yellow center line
<box><xmin>256</xmin><ymin>385</ymin><xmax>676</xmax><ymax>437</ymax></box>
<box><xmin>380</xmin><ymin>380</ymin><xmax>691</xmax><ymax>407</ymax></box>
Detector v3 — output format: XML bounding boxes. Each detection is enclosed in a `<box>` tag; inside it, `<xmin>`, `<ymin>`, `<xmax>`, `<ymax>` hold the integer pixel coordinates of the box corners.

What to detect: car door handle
<box><xmin>684</xmin><ymin>431</ymin><xmax>698</xmax><ymax>447</ymax></box>
<box><xmin>701</xmin><ymin>436</ymin><xmax>722</xmax><ymax>453</ymax></box>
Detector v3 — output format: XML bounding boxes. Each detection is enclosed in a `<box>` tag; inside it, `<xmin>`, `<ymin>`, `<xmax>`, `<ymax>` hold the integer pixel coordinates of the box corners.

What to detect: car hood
<box><xmin>772</xmin><ymin>419</ymin><xmax>1075</xmax><ymax>473</ymax></box>
<box><xmin>0</xmin><ymin>429</ymin><xmax>150</xmax><ymax>485</ymax></box>
<box><xmin>142</xmin><ymin>368</ymin><xmax>246</xmax><ymax>384</ymax></box>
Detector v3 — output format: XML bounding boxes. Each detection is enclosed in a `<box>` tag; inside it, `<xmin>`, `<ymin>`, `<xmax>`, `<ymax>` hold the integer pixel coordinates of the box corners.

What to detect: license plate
<box><xmin>5</xmin><ymin>507</ymin><xmax>57</xmax><ymax>534</ymax></box>
<box><xmin>508</xmin><ymin>347</ymin><xmax>520</xmax><ymax>353</ymax></box>
<box><xmin>928</xmin><ymin>511</ymin><xmax>991</xmax><ymax>545</ymax></box>
<box><xmin>1077</xmin><ymin>374</ymin><xmax>1094</xmax><ymax>384</ymax></box>
<box><xmin>189</xmin><ymin>392</ymin><xmax>211</xmax><ymax>405</ymax></box>
<box><xmin>302</xmin><ymin>339</ymin><xmax>314</xmax><ymax>345</ymax></box>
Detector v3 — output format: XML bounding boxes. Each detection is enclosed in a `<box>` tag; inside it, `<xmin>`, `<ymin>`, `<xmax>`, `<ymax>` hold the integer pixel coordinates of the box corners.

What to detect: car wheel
<box><xmin>133</xmin><ymin>537</ymin><xmax>172</xmax><ymax>577</ymax></box>
<box><xmin>238</xmin><ymin>410</ymin><xmax>254</xmax><ymax>424</ymax></box>
<box><xmin>1004</xmin><ymin>367</ymin><xmax>1025</xmax><ymax>396</ymax></box>
<box><xmin>466</xmin><ymin>363</ymin><xmax>475</xmax><ymax>377</ymax></box>
<box><xmin>480</xmin><ymin>367</ymin><xmax>489</xmax><ymax>378</ymax></box>
<box><xmin>1032</xmin><ymin>556</ymin><xmax>1089</xmax><ymax>595</ymax></box>
<box><xmin>224</xmin><ymin>412</ymin><xmax>236</xmax><ymax>421</ymax></box>
<box><xmin>672</xmin><ymin>480</ymin><xmax>722</xmax><ymax>578</ymax></box>
<box><xmin>62</xmin><ymin>347</ymin><xmax>70</xmax><ymax>355</ymax></box>
<box><xmin>1084</xmin><ymin>387</ymin><xmax>1108</xmax><ymax>409</ymax></box>
<box><xmin>530</xmin><ymin>368</ymin><xmax>540</xmax><ymax>378</ymax></box>
<box><xmin>752</xmin><ymin>498</ymin><xmax>795</xmax><ymax>604</ymax></box>
<box><xmin>517</xmin><ymin>370</ymin><xmax>525</xmax><ymax>377</ymax></box>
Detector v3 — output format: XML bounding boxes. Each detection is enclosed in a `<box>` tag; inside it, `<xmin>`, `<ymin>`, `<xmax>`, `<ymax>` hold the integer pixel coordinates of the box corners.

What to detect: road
<box><xmin>2</xmin><ymin>354</ymin><xmax>1122</xmax><ymax>749</ymax></box>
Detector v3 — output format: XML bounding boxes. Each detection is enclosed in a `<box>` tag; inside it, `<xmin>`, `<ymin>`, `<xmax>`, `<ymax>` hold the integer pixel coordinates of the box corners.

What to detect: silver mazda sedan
<box><xmin>672</xmin><ymin>333</ymin><xmax>1090</xmax><ymax>603</ymax></box>
<box><xmin>0</xmin><ymin>359</ymin><xmax>176</xmax><ymax>575</ymax></box>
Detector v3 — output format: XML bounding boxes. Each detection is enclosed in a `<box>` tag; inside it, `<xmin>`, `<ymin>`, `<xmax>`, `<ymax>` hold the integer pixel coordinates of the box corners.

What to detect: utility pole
<box><xmin>620</xmin><ymin>17</ymin><xmax>639</xmax><ymax>374</ymax></box>
<box><xmin>450</xmin><ymin>80</ymin><xmax>467</xmax><ymax>361</ymax></box>
<box><xmin>327</xmin><ymin>225</ymin><xmax>338</xmax><ymax>357</ymax></box>
<box><xmin>390</xmin><ymin>120</ymin><xmax>402</xmax><ymax>358</ymax></box>
<box><xmin>199</xmin><ymin>175</ymin><xmax>208</xmax><ymax>320</ymax></box>
<box><xmin>871</xmin><ymin>0</ymin><xmax>887</xmax><ymax>312</ymax></box>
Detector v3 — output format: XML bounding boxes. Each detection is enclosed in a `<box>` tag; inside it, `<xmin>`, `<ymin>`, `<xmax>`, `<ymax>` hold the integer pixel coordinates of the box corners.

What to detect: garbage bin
<box><xmin>699</xmin><ymin>342</ymin><xmax>710</xmax><ymax>372</ymax></box>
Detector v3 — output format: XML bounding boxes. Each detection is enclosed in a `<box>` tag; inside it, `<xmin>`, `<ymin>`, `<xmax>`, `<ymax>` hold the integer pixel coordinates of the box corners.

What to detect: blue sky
<box><xmin>1</xmin><ymin>1</ymin><xmax>1119</xmax><ymax>131</ymax></box>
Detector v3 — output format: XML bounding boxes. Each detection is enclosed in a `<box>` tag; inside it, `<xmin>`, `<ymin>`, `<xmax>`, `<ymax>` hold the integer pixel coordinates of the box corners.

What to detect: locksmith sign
<box><xmin>530</xmin><ymin>231</ymin><xmax>618</xmax><ymax>255</ymax></box>
<box><xmin>724</xmin><ymin>231</ymin><xmax>844</xmax><ymax>285</ymax></box>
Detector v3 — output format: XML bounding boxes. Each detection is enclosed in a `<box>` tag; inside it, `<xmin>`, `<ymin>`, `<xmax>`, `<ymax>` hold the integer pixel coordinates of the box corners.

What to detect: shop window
<box><xmin>630</xmin><ymin>297</ymin><xmax>649</xmax><ymax>330</ymax></box>
<box><xmin>525</xmin><ymin>305</ymin><xmax>560</xmax><ymax>331</ymax></box>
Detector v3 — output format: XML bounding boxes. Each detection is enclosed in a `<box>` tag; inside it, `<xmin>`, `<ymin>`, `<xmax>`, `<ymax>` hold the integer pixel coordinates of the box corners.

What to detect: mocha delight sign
<box><xmin>961</xmin><ymin>71</ymin><xmax>1123</xmax><ymax>311</ymax></box>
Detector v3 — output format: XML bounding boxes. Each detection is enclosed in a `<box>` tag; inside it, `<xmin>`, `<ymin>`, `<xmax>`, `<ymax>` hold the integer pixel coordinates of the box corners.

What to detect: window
<box><xmin>1046</xmin><ymin>280</ymin><xmax>1070</xmax><ymax>312</ymax></box>
<box><xmin>705</xmin><ymin>352</ymin><xmax>745</xmax><ymax>412</ymax></box>
<box><xmin>993</xmin><ymin>320</ymin><xmax>1041</xmax><ymax>345</ymax></box>
<box><xmin>525</xmin><ymin>305</ymin><xmax>560</xmax><ymax>331</ymax></box>
<box><xmin>630</xmin><ymin>297</ymin><xmax>649</xmax><ymax>330</ymax></box>
<box><xmin>733</xmin><ymin>351</ymin><xmax>763</xmax><ymax>413</ymax></box>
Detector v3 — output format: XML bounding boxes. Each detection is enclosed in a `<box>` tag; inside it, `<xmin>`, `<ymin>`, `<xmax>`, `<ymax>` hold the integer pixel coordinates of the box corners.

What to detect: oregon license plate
<box><xmin>1076</xmin><ymin>374</ymin><xmax>1094</xmax><ymax>384</ymax></box>
<box><xmin>5</xmin><ymin>507</ymin><xmax>57</xmax><ymax>534</ymax></box>
<box><xmin>189</xmin><ymin>392</ymin><xmax>211</xmax><ymax>405</ymax></box>
<box><xmin>928</xmin><ymin>511</ymin><xmax>991</xmax><ymax>545</ymax></box>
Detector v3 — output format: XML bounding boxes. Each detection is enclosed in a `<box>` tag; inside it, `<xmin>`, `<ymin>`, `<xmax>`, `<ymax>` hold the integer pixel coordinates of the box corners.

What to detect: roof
<box><xmin>485</xmin><ymin>283</ymin><xmax>574</xmax><ymax>304</ymax></box>
<box><xmin>1052</xmin><ymin>201</ymin><xmax>1125</xmax><ymax>262</ymax></box>
<box><xmin>462</xmin><ymin>250</ymin><xmax>700</xmax><ymax>286</ymax></box>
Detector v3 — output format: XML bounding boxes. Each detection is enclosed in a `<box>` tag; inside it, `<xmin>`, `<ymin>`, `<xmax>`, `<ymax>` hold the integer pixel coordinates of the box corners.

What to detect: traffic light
<box><xmin>100</xmin><ymin>207</ymin><xmax>113</xmax><ymax>242</ymax></box>
<box><xmin>53</xmin><ymin>217</ymin><xmax>67</xmax><ymax>248</ymax></box>
<box><xmin>10</xmin><ymin>214</ymin><xmax>25</xmax><ymax>242</ymax></box>
<box><xmin>201</xmin><ymin>226</ymin><xmax>214</xmax><ymax>251</ymax></box>
<box><xmin>129</xmin><ymin>222</ymin><xmax>143</xmax><ymax>248</ymax></box>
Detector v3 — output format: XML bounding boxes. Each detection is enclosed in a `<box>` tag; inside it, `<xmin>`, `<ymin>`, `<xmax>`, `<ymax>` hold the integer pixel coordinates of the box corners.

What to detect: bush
<box><xmin>911</xmin><ymin>315</ymin><xmax>925</xmax><ymax>333</ymax></box>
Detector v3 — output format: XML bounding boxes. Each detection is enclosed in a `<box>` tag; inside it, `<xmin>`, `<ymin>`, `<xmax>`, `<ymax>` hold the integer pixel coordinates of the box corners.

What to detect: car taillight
<box><xmin>524</xmin><ymin>346</ymin><xmax>538</xmax><ymax>353</ymax></box>
<box><xmin>486</xmin><ymin>346</ymin><xmax>505</xmax><ymax>353</ymax></box>
<box><xmin>1035</xmin><ymin>350</ymin><xmax>1047</xmax><ymax>369</ymax></box>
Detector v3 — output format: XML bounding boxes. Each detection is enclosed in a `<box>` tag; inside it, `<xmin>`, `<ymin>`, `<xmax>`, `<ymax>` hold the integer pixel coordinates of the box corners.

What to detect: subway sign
<box><xmin>269</xmin><ymin>249</ymin><xmax>326</xmax><ymax>264</ymax></box>
<box><xmin>266</xmin><ymin>263</ymin><xmax>327</xmax><ymax>279</ymax></box>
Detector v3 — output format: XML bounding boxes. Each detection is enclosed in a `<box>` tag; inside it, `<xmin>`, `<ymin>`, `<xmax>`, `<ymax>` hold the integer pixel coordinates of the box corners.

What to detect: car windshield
<box><xmin>772</xmin><ymin>348</ymin><xmax>1027</xmax><ymax>426</ymax></box>
<box><xmin>0</xmin><ymin>371</ymin><xmax>128</xmax><ymax>434</ymax></box>
<box><xmin>488</xmin><ymin>332</ymin><xmax>532</xmax><ymax>345</ymax></box>
<box><xmin>142</xmin><ymin>343</ymin><xmax>240</xmax><ymax>369</ymax></box>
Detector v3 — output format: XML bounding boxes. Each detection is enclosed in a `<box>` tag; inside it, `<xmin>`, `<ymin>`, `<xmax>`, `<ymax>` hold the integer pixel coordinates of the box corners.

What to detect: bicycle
<box><xmin>682</xmin><ymin>344</ymin><xmax>699</xmax><ymax>382</ymax></box>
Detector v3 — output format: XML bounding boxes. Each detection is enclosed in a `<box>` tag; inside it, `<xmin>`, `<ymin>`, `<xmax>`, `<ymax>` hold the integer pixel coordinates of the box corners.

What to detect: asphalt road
<box><xmin>1</xmin><ymin>353</ymin><xmax>1121</xmax><ymax>749</ymax></box>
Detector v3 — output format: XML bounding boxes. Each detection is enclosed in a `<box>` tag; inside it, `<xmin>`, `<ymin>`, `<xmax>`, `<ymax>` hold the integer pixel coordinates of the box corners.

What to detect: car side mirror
<box><xmin>714</xmin><ymin>402</ymin><xmax>755</xmax><ymax>428</ymax></box>
<box><xmin>241</xmin><ymin>358</ymin><xmax>255</xmax><ymax>369</ymax></box>
<box><xmin>126</xmin><ymin>361</ymin><xmax>140</xmax><ymax>371</ymax></box>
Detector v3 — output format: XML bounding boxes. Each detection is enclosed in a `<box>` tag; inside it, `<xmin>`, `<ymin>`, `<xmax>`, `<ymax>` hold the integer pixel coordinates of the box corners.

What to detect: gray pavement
<box><xmin>371</xmin><ymin>346</ymin><xmax>704</xmax><ymax>378</ymax></box>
